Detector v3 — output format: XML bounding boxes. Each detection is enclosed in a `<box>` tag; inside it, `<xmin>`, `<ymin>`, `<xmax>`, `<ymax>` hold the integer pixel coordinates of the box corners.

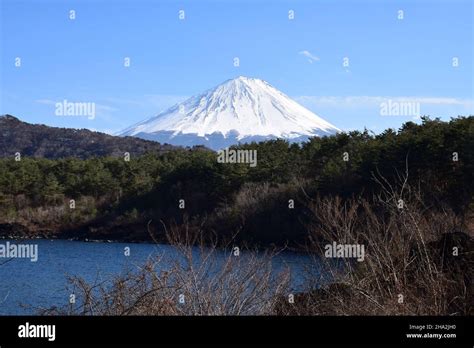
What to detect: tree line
<box><xmin>0</xmin><ymin>116</ymin><xmax>472</xmax><ymax>245</ymax></box>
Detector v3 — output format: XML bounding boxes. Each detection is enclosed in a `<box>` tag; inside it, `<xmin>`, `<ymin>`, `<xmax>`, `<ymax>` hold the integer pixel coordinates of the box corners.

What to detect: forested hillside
<box><xmin>0</xmin><ymin>114</ymin><xmax>178</xmax><ymax>159</ymax></box>
<box><xmin>0</xmin><ymin>116</ymin><xmax>472</xmax><ymax>245</ymax></box>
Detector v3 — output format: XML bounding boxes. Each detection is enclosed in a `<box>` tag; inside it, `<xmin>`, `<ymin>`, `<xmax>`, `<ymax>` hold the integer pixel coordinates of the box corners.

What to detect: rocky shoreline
<box><xmin>0</xmin><ymin>222</ymin><xmax>156</xmax><ymax>244</ymax></box>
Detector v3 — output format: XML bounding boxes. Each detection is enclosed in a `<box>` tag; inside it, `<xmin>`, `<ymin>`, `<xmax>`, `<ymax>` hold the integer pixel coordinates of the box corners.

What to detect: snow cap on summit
<box><xmin>120</xmin><ymin>76</ymin><xmax>339</xmax><ymax>141</ymax></box>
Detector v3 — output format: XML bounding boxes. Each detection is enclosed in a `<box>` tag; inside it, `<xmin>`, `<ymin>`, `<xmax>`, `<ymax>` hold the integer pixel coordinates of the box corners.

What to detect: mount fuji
<box><xmin>119</xmin><ymin>76</ymin><xmax>340</xmax><ymax>150</ymax></box>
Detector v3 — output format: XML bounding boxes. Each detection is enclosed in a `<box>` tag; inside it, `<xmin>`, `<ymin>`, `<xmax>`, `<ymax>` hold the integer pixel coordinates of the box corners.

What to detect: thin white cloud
<box><xmin>143</xmin><ymin>94</ymin><xmax>188</xmax><ymax>110</ymax></box>
<box><xmin>35</xmin><ymin>98</ymin><xmax>118</xmax><ymax>111</ymax></box>
<box><xmin>104</xmin><ymin>95</ymin><xmax>188</xmax><ymax>112</ymax></box>
<box><xmin>35</xmin><ymin>99</ymin><xmax>56</xmax><ymax>105</ymax></box>
<box><xmin>95</xmin><ymin>104</ymin><xmax>118</xmax><ymax>112</ymax></box>
<box><xmin>35</xmin><ymin>99</ymin><xmax>118</xmax><ymax>122</ymax></box>
<box><xmin>299</xmin><ymin>50</ymin><xmax>320</xmax><ymax>63</ymax></box>
<box><xmin>102</xmin><ymin>97</ymin><xmax>144</xmax><ymax>106</ymax></box>
<box><xmin>294</xmin><ymin>96</ymin><xmax>474</xmax><ymax>109</ymax></box>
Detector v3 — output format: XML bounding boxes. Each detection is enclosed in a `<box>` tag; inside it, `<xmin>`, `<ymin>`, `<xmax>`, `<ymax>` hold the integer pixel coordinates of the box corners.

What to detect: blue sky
<box><xmin>1</xmin><ymin>0</ymin><xmax>473</xmax><ymax>134</ymax></box>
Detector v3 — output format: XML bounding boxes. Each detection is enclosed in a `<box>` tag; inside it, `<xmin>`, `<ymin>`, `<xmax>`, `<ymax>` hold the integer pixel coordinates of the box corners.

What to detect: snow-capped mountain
<box><xmin>119</xmin><ymin>76</ymin><xmax>339</xmax><ymax>149</ymax></box>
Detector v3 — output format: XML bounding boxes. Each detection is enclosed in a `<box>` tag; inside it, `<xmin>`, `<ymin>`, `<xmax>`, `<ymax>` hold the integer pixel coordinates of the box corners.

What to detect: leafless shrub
<box><xmin>38</xmin><ymin>170</ymin><xmax>472</xmax><ymax>316</ymax></box>
<box><xmin>279</xmin><ymin>171</ymin><xmax>472</xmax><ymax>315</ymax></box>
<box><xmin>41</xmin><ymin>222</ymin><xmax>290</xmax><ymax>316</ymax></box>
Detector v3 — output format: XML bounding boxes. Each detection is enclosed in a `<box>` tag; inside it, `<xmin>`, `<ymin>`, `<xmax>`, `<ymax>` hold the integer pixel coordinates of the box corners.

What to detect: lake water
<box><xmin>0</xmin><ymin>239</ymin><xmax>323</xmax><ymax>315</ymax></box>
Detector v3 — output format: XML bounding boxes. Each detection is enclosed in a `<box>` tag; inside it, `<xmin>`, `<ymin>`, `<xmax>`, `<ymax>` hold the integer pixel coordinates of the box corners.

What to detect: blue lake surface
<box><xmin>0</xmin><ymin>239</ymin><xmax>321</xmax><ymax>315</ymax></box>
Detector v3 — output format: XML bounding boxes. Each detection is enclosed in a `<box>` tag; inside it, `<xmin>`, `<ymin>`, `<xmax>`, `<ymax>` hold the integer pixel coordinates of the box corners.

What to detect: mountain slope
<box><xmin>0</xmin><ymin>115</ymin><xmax>177</xmax><ymax>159</ymax></box>
<box><xmin>120</xmin><ymin>76</ymin><xmax>339</xmax><ymax>149</ymax></box>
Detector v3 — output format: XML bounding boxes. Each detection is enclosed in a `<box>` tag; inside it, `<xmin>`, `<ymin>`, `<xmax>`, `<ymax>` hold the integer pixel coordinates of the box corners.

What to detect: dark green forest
<box><xmin>0</xmin><ymin>116</ymin><xmax>472</xmax><ymax>246</ymax></box>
